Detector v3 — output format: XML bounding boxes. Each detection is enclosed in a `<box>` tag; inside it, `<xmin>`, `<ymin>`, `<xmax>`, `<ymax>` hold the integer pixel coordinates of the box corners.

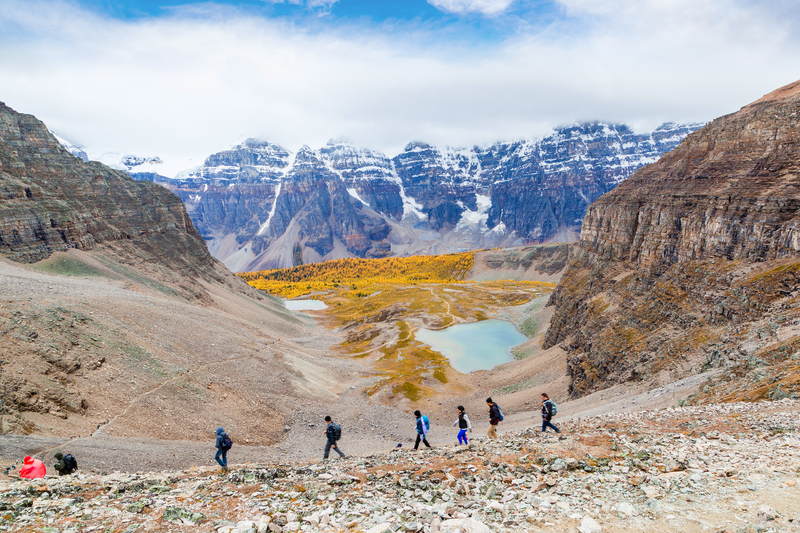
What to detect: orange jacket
<box><xmin>19</xmin><ymin>456</ymin><xmax>46</xmax><ymax>479</ymax></box>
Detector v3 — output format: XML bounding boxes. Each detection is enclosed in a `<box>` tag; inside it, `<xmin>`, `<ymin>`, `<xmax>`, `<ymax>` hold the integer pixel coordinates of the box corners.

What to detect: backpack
<box><xmin>332</xmin><ymin>423</ymin><xmax>342</xmax><ymax>441</ymax></box>
<box><xmin>221</xmin><ymin>434</ymin><xmax>233</xmax><ymax>451</ymax></box>
<box><xmin>422</xmin><ymin>415</ymin><xmax>430</xmax><ymax>433</ymax></box>
<box><xmin>63</xmin><ymin>454</ymin><xmax>78</xmax><ymax>473</ymax></box>
<box><xmin>549</xmin><ymin>400</ymin><xmax>558</xmax><ymax>417</ymax></box>
<box><xmin>496</xmin><ymin>405</ymin><xmax>504</xmax><ymax>422</ymax></box>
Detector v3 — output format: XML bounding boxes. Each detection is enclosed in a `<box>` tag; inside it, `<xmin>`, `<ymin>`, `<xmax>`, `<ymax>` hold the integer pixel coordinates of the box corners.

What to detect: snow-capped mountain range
<box><xmin>57</xmin><ymin>122</ymin><xmax>703</xmax><ymax>272</ymax></box>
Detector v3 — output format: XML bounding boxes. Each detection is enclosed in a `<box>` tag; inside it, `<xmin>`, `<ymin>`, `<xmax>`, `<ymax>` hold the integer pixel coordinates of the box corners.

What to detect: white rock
<box><xmin>237</xmin><ymin>520</ymin><xmax>256</xmax><ymax>532</ymax></box>
<box><xmin>439</xmin><ymin>518</ymin><xmax>492</xmax><ymax>533</ymax></box>
<box><xmin>257</xmin><ymin>515</ymin><xmax>272</xmax><ymax>533</ymax></box>
<box><xmin>617</xmin><ymin>502</ymin><xmax>635</xmax><ymax>518</ymax></box>
<box><xmin>488</xmin><ymin>501</ymin><xmax>505</xmax><ymax>513</ymax></box>
<box><xmin>578</xmin><ymin>515</ymin><xmax>602</xmax><ymax>533</ymax></box>
<box><xmin>365</xmin><ymin>524</ymin><xmax>393</xmax><ymax>533</ymax></box>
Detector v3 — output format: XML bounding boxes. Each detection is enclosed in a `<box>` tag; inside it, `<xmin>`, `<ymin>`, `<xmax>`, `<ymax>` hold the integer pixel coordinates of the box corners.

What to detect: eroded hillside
<box><xmin>0</xmin><ymin>103</ymin><xmax>348</xmax><ymax>444</ymax></box>
<box><xmin>545</xmin><ymin>80</ymin><xmax>800</xmax><ymax>401</ymax></box>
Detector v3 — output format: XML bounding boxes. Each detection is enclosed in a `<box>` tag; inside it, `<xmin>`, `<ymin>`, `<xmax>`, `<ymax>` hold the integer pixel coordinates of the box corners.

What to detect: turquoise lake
<box><xmin>415</xmin><ymin>319</ymin><xmax>528</xmax><ymax>374</ymax></box>
<box><xmin>283</xmin><ymin>300</ymin><xmax>328</xmax><ymax>311</ymax></box>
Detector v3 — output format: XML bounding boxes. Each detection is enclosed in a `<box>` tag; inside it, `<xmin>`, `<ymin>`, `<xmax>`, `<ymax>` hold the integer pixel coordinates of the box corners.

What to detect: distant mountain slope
<box><xmin>140</xmin><ymin>122</ymin><xmax>700</xmax><ymax>272</ymax></box>
<box><xmin>545</xmin><ymin>80</ymin><xmax>800</xmax><ymax>401</ymax></box>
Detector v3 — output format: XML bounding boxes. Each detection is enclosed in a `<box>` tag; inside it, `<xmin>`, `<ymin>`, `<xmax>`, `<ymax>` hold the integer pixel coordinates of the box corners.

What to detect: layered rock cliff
<box><xmin>140</xmin><ymin>123</ymin><xmax>700</xmax><ymax>272</ymax></box>
<box><xmin>0</xmin><ymin>101</ymin><xmax>223</xmax><ymax>293</ymax></box>
<box><xmin>545</xmin><ymin>80</ymin><xmax>800</xmax><ymax>401</ymax></box>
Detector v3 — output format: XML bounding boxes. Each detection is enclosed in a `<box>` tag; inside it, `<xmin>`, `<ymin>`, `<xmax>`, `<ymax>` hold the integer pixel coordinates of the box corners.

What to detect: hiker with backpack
<box><xmin>413</xmin><ymin>410</ymin><xmax>431</xmax><ymax>450</ymax></box>
<box><xmin>323</xmin><ymin>416</ymin><xmax>345</xmax><ymax>460</ymax></box>
<box><xmin>215</xmin><ymin>427</ymin><xmax>232</xmax><ymax>471</ymax></box>
<box><xmin>453</xmin><ymin>405</ymin><xmax>472</xmax><ymax>445</ymax></box>
<box><xmin>486</xmin><ymin>397</ymin><xmax>502</xmax><ymax>439</ymax></box>
<box><xmin>53</xmin><ymin>452</ymin><xmax>78</xmax><ymax>476</ymax></box>
<box><xmin>541</xmin><ymin>393</ymin><xmax>560</xmax><ymax>433</ymax></box>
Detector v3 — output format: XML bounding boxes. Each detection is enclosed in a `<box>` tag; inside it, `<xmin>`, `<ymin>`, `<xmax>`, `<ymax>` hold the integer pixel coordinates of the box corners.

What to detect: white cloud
<box><xmin>428</xmin><ymin>0</ymin><xmax>516</xmax><ymax>16</ymax></box>
<box><xmin>264</xmin><ymin>0</ymin><xmax>340</xmax><ymax>13</ymax></box>
<box><xmin>0</xmin><ymin>0</ymin><xmax>798</xmax><ymax>177</ymax></box>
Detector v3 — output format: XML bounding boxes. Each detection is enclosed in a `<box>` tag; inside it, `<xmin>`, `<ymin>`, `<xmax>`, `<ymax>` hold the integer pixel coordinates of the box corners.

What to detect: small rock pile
<box><xmin>2</xmin><ymin>399</ymin><xmax>799</xmax><ymax>533</ymax></box>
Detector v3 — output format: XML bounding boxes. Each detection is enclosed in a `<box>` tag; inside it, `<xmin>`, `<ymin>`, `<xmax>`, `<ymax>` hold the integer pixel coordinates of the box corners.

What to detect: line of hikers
<box><xmin>215</xmin><ymin>393</ymin><xmax>560</xmax><ymax>466</ymax></box>
<box><xmin>10</xmin><ymin>394</ymin><xmax>559</xmax><ymax>476</ymax></box>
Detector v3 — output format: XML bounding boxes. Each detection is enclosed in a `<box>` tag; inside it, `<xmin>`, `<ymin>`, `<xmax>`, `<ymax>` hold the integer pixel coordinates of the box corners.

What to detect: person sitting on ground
<box><xmin>453</xmin><ymin>405</ymin><xmax>472</xmax><ymax>445</ymax></box>
<box><xmin>541</xmin><ymin>393</ymin><xmax>560</xmax><ymax>433</ymax></box>
<box><xmin>53</xmin><ymin>452</ymin><xmax>78</xmax><ymax>476</ymax></box>
<box><xmin>19</xmin><ymin>456</ymin><xmax>46</xmax><ymax>479</ymax></box>
<box><xmin>323</xmin><ymin>416</ymin><xmax>345</xmax><ymax>460</ymax></box>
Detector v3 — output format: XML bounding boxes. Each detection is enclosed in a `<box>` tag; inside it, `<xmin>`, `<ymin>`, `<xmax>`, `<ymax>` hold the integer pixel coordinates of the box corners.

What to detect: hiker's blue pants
<box><xmin>215</xmin><ymin>448</ymin><xmax>227</xmax><ymax>467</ymax></box>
<box><xmin>457</xmin><ymin>429</ymin><xmax>468</xmax><ymax>445</ymax></box>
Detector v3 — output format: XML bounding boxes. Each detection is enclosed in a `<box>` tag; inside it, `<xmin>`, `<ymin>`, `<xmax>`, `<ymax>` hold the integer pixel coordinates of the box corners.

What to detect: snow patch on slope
<box><xmin>455</xmin><ymin>194</ymin><xmax>492</xmax><ymax>233</ymax></box>
<box><xmin>347</xmin><ymin>188</ymin><xmax>369</xmax><ymax>206</ymax></box>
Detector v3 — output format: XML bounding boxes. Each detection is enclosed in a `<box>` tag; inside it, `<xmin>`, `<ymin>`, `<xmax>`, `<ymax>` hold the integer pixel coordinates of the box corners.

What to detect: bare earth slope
<box><xmin>545</xmin><ymin>79</ymin><xmax>800</xmax><ymax>400</ymax></box>
<box><xmin>0</xmin><ymin>102</ymin><xmax>355</xmax><ymax>446</ymax></box>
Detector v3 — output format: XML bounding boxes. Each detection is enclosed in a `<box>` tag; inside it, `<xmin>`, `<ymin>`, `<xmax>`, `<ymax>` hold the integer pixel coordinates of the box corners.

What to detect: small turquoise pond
<box><xmin>284</xmin><ymin>300</ymin><xmax>328</xmax><ymax>311</ymax></box>
<box><xmin>415</xmin><ymin>319</ymin><xmax>528</xmax><ymax>373</ymax></box>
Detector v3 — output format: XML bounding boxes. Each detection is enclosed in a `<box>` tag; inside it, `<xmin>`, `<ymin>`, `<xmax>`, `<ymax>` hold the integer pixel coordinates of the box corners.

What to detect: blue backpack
<box><xmin>497</xmin><ymin>406</ymin><xmax>504</xmax><ymax>422</ymax></box>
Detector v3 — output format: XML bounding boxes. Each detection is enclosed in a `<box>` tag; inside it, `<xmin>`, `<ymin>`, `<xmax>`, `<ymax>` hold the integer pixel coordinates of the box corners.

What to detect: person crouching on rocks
<box><xmin>323</xmin><ymin>416</ymin><xmax>345</xmax><ymax>460</ymax></box>
<box><xmin>453</xmin><ymin>405</ymin><xmax>472</xmax><ymax>445</ymax></box>
<box><xmin>53</xmin><ymin>452</ymin><xmax>77</xmax><ymax>476</ymax></box>
<box><xmin>414</xmin><ymin>410</ymin><xmax>431</xmax><ymax>450</ymax></box>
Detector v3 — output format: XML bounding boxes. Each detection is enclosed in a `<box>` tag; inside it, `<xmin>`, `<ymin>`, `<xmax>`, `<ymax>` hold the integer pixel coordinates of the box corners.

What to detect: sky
<box><xmin>1</xmin><ymin>0</ymin><xmax>799</xmax><ymax>176</ymax></box>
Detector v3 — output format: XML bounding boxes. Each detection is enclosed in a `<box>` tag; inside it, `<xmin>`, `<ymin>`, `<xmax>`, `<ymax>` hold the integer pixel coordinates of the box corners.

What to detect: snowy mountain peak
<box><xmin>50</xmin><ymin>131</ymin><xmax>88</xmax><ymax>162</ymax></box>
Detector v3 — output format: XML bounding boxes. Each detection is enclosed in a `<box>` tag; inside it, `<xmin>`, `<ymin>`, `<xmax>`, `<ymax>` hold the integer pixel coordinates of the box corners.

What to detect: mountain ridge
<box><xmin>130</xmin><ymin>121</ymin><xmax>701</xmax><ymax>272</ymax></box>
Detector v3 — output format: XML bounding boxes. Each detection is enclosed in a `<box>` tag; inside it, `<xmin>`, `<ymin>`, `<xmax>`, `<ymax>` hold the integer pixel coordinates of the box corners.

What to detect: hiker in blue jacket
<box><xmin>541</xmin><ymin>393</ymin><xmax>560</xmax><ymax>433</ymax></box>
<box><xmin>414</xmin><ymin>410</ymin><xmax>431</xmax><ymax>450</ymax></box>
<box><xmin>215</xmin><ymin>427</ymin><xmax>230</xmax><ymax>471</ymax></box>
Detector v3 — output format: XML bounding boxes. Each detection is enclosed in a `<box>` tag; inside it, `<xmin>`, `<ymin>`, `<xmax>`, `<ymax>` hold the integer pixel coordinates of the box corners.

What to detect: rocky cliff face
<box><xmin>545</xmin><ymin>80</ymin><xmax>800</xmax><ymax>401</ymax></box>
<box><xmin>0</xmin><ymin>101</ymin><xmax>223</xmax><ymax>290</ymax></box>
<box><xmin>141</xmin><ymin>123</ymin><xmax>699</xmax><ymax>272</ymax></box>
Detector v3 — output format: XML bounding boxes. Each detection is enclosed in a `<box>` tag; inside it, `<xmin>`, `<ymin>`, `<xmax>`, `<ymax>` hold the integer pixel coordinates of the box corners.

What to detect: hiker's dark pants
<box><xmin>542</xmin><ymin>418</ymin><xmax>560</xmax><ymax>433</ymax></box>
<box><xmin>414</xmin><ymin>434</ymin><xmax>431</xmax><ymax>450</ymax></box>
<box><xmin>324</xmin><ymin>441</ymin><xmax>345</xmax><ymax>459</ymax></box>
<box><xmin>215</xmin><ymin>448</ymin><xmax>228</xmax><ymax>467</ymax></box>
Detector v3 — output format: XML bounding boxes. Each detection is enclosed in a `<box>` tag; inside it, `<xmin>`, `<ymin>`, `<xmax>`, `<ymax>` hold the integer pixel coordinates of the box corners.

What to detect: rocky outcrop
<box><xmin>545</xmin><ymin>80</ymin><xmax>800</xmax><ymax>399</ymax></box>
<box><xmin>145</xmin><ymin>123</ymin><xmax>699</xmax><ymax>272</ymax></box>
<box><xmin>0</xmin><ymin>102</ymin><xmax>222</xmax><ymax>288</ymax></box>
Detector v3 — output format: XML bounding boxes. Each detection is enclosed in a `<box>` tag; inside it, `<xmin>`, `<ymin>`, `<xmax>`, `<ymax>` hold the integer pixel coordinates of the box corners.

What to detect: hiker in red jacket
<box><xmin>19</xmin><ymin>456</ymin><xmax>46</xmax><ymax>479</ymax></box>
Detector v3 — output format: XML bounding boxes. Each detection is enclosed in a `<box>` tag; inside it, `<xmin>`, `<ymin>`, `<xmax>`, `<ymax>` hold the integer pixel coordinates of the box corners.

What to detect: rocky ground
<box><xmin>2</xmin><ymin>399</ymin><xmax>798</xmax><ymax>533</ymax></box>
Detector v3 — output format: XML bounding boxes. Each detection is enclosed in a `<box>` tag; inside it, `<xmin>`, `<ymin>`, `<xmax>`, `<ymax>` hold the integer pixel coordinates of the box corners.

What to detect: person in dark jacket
<box><xmin>323</xmin><ymin>416</ymin><xmax>345</xmax><ymax>460</ymax></box>
<box><xmin>53</xmin><ymin>452</ymin><xmax>76</xmax><ymax>476</ymax></box>
<box><xmin>453</xmin><ymin>405</ymin><xmax>472</xmax><ymax>445</ymax></box>
<box><xmin>214</xmin><ymin>427</ymin><xmax>230</xmax><ymax>471</ymax></box>
<box><xmin>486</xmin><ymin>397</ymin><xmax>500</xmax><ymax>439</ymax></box>
<box><xmin>541</xmin><ymin>393</ymin><xmax>560</xmax><ymax>433</ymax></box>
<box><xmin>414</xmin><ymin>410</ymin><xmax>431</xmax><ymax>450</ymax></box>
